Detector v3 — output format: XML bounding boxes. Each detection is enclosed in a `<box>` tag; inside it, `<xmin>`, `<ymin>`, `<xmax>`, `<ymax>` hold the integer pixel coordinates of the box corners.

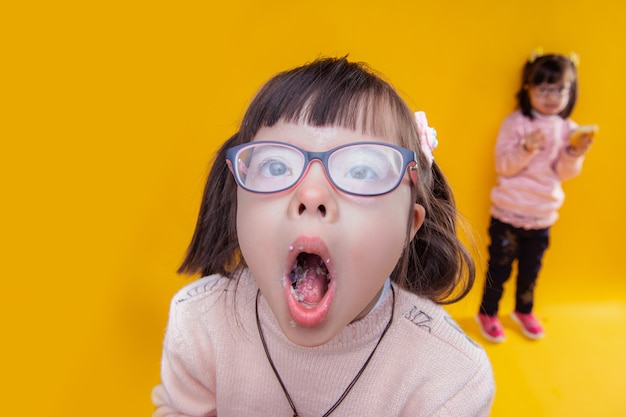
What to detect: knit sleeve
<box><xmin>554</xmin><ymin>120</ymin><xmax>585</xmax><ymax>181</ymax></box>
<box><xmin>494</xmin><ymin>113</ymin><xmax>537</xmax><ymax>177</ymax></box>
<box><xmin>152</xmin><ymin>293</ymin><xmax>218</xmax><ymax>417</ymax></box>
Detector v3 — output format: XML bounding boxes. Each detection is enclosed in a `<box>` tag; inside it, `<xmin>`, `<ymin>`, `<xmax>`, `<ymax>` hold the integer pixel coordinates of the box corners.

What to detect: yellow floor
<box><xmin>447</xmin><ymin>277</ymin><xmax>626</xmax><ymax>417</ymax></box>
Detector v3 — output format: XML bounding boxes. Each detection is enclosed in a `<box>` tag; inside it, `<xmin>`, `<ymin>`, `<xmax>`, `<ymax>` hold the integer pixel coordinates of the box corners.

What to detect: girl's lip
<box><xmin>283</xmin><ymin>236</ymin><xmax>335</xmax><ymax>328</ymax></box>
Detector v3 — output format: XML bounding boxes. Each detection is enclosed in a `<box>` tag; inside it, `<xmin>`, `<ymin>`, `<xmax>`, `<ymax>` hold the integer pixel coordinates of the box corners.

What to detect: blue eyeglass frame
<box><xmin>225</xmin><ymin>140</ymin><xmax>417</xmax><ymax>197</ymax></box>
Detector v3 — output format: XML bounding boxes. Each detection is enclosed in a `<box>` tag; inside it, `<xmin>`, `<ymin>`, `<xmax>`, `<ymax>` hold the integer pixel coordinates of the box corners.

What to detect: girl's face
<box><xmin>236</xmin><ymin>121</ymin><xmax>424</xmax><ymax>347</ymax></box>
<box><xmin>528</xmin><ymin>80</ymin><xmax>571</xmax><ymax>116</ymax></box>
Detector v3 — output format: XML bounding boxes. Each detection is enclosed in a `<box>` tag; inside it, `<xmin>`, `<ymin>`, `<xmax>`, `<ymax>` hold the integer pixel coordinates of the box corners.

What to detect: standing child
<box><xmin>476</xmin><ymin>50</ymin><xmax>595</xmax><ymax>343</ymax></box>
<box><xmin>153</xmin><ymin>57</ymin><xmax>494</xmax><ymax>416</ymax></box>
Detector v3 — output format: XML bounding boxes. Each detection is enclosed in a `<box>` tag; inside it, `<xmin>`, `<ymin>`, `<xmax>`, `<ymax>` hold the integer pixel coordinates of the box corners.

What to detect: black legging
<box><xmin>479</xmin><ymin>217</ymin><xmax>550</xmax><ymax>316</ymax></box>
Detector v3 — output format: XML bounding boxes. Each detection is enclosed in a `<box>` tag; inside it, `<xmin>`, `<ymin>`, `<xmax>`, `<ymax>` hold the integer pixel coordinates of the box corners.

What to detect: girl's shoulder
<box><xmin>171</xmin><ymin>274</ymin><xmax>233</xmax><ymax>305</ymax></box>
<box><xmin>164</xmin><ymin>271</ymin><xmax>258</xmax><ymax>337</ymax></box>
<box><xmin>502</xmin><ymin>109</ymin><xmax>526</xmax><ymax>123</ymax></box>
<box><xmin>564</xmin><ymin>117</ymin><xmax>578</xmax><ymax>130</ymax></box>
<box><xmin>499</xmin><ymin>110</ymin><xmax>531</xmax><ymax>133</ymax></box>
<box><xmin>170</xmin><ymin>271</ymin><xmax>257</xmax><ymax>311</ymax></box>
<box><xmin>394</xmin><ymin>286</ymin><xmax>487</xmax><ymax>362</ymax></box>
<box><xmin>391</xmin><ymin>288</ymin><xmax>494</xmax><ymax>412</ymax></box>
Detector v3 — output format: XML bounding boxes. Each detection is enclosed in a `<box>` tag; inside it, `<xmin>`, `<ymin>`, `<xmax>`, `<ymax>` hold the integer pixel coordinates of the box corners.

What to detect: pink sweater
<box><xmin>152</xmin><ymin>273</ymin><xmax>494</xmax><ymax>416</ymax></box>
<box><xmin>489</xmin><ymin>110</ymin><xmax>585</xmax><ymax>229</ymax></box>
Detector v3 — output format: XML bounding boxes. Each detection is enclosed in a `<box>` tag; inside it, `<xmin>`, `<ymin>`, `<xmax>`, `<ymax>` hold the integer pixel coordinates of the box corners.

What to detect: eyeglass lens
<box><xmin>231</xmin><ymin>142</ymin><xmax>407</xmax><ymax>196</ymax></box>
<box><xmin>534</xmin><ymin>84</ymin><xmax>569</xmax><ymax>97</ymax></box>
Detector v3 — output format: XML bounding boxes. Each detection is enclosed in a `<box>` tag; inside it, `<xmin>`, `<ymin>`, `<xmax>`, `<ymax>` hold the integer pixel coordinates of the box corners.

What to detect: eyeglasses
<box><xmin>226</xmin><ymin>141</ymin><xmax>417</xmax><ymax>196</ymax></box>
<box><xmin>531</xmin><ymin>83</ymin><xmax>570</xmax><ymax>98</ymax></box>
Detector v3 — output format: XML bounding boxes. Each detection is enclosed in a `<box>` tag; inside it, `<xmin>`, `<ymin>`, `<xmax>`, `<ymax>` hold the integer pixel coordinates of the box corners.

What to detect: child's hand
<box><xmin>567</xmin><ymin>125</ymin><xmax>597</xmax><ymax>157</ymax></box>
<box><xmin>566</xmin><ymin>137</ymin><xmax>593</xmax><ymax>156</ymax></box>
<box><xmin>521</xmin><ymin>129</ymin><xmax>546</xmax><ymax>152</ymax></box>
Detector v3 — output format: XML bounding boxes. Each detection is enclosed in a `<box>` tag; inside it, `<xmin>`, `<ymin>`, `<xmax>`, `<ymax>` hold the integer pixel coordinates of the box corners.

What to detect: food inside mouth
<box><xmin>289</xmin><ymin>252</ymin><xmax>330</xmax><ymax>306</ymax></box>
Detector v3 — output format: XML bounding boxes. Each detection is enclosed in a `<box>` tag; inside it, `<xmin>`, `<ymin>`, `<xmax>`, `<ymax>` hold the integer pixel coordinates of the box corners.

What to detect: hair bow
<box><xmin>414</xmin><ymin>111</ymin><xmax>438</xmax><ymax>166</ymax></box>
<box><xmin>529</xmin><ymin>46</ymin><xmax>544</xmax><ymax>63</ymax></box>
<box><xmin>569</xmin><ymin>51</ymin><xmax>580</xmax><ymax>67</ymax></box>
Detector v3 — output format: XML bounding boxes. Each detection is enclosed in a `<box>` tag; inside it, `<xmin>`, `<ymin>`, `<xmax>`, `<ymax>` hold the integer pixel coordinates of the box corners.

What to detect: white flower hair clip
<box><xmin>414</xmin><ymin>111</ymin><xmax>438</xmax><ymax>166</ymax></box>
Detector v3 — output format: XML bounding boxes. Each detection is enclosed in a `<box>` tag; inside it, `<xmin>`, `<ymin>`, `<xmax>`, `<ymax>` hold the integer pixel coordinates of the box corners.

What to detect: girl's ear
<box><xmin>410</xmin><ymin>203</ymin><xmax>426</xmax><ymax>240</ymax></box>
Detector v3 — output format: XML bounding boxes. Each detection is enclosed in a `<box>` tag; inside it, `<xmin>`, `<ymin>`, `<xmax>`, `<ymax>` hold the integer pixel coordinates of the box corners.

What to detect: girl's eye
<box><xmin>331</xmin><ymin>148</ymin><xmax>398</xmax><ymax>195</ymax></box>
<box><xmin>245</xmin><ymin>145</ymin><xmax>302</xmax><ymax>179</ymax></box>
<box><xmin>244</xmin><ymin>151</ymin><xmax>300</xmax><ymax>192</ymax></box>
<box><xmin>259</xmin><ymin>159</ymin><xmax>291</xmax><ymax>177</ymax></box>
<box><xmin>345</xmin><ymin>165</ymin><xmax>379</xmax><ymax>181</ymax></box>
<box><xmin>335</xmin><ymin>153</ymin><xmax>387</xmax><ymax>182</ymax></box>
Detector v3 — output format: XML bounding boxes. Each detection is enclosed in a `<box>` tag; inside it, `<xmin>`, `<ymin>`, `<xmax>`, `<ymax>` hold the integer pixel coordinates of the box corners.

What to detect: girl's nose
<box><xmin>289</xmin><ymin>161</ymin><xmax>338</xmax><ymax>219</ymax></box>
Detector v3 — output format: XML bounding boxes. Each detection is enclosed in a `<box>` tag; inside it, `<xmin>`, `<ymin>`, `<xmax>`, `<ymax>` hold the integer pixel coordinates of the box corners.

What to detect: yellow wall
<box><xmin>2</xmin><ymin>1</ymin><xmax>624</xmax><ymax>415</ymax></box>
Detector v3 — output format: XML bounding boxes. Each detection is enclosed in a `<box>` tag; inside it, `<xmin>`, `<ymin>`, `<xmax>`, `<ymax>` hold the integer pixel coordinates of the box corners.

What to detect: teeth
<box><xmin>292</xmin><ymin>288</ymin><xmax>304</xmax><ymax>302</ymax></box>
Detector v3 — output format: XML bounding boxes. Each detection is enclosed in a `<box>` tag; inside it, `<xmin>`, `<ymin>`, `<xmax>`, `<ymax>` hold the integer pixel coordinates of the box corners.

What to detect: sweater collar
<box><xmin>531</xmin><ymin>110</ymin><xmax>561</xmax><ymax>120</ymax></box>
<box><xmin>256</xmin><ymin>282</ymin><xmax>395</xmax><ymax>351</ymax></box>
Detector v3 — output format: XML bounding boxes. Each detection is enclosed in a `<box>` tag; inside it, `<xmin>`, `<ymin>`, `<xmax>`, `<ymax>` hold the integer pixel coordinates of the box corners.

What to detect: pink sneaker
<box><xmin>475</xmin><ymin>313</ymin><xmax>505</xmax><ymax>343</ymax></box>
<box><xmin>511</xmin><ymin>312</ymin><xmax>544</xmax><ymax>340</ymax></box>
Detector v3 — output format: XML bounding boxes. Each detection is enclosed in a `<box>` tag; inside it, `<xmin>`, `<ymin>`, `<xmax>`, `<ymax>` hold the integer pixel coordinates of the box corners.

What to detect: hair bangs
<box><xmin>529</xmin><ymin>55</ymin><xmax>575</xmax><ymax>86</ymax></box>
<box><xmin>531</xmin><ymin>62</ymin><xmax>565</xmax><ymax>85</ymax></box>
<box><xmin>298</xmin><ymin>89</ymin><xmax>408</xmax><ymax>141</ymax></box>
<box><xmin>239</xmin><ymin>57</ymin><xmax>410</xmax><ymax>144</ymax></box>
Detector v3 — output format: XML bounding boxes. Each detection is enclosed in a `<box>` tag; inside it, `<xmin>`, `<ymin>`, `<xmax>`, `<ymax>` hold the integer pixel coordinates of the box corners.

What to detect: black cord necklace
<box><xmin>255</xmin><ymin>286</ymin><xmax>395</xmax><ymax>417</ymax></box>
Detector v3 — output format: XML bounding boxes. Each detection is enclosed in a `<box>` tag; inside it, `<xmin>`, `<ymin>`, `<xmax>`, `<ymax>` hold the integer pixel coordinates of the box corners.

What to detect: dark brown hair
<box><xmin>178</xmin><ymin>57</ymin><xmax>475</xmax><ymax>304</ymax></box>
<box><xmin>517</xmin><ymin>54</ymin><xmax>578</xmax><ymax>119</ymax></box>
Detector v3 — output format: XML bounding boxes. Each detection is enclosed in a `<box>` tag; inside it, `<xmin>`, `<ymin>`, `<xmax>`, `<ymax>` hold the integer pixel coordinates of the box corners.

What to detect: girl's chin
<box><xmin>278</xmin><ymin>313</ymin><xmax>340</xmax><ymax>347</ymax></box>
<box><xmin>283</xmin><ymin>279</ymin><xmax>335</xmax><ymax>329</ymax></box>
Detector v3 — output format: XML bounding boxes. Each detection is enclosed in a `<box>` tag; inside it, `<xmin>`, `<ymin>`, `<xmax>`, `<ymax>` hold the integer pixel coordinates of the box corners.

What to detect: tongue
<box><xmin>294</xmin><ymin>255</ymin><xmax>328</xmax><ymax>304</ymax></box>
<box><xmin>297</xmin><ymin>273</ymin><xmax>326</xmax><ymax>304</ymax></box>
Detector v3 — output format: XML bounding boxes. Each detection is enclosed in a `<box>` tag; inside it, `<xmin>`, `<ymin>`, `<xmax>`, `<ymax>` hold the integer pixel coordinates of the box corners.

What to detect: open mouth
<box><xmin>284</xmin><ymin>248</ymin><xmax>335</xmax><ymax>328</ymax></box>
<box><xmin>289</xmin><ymin>252</ymin><xmax>331</xmax><ymax>308</ymax></box>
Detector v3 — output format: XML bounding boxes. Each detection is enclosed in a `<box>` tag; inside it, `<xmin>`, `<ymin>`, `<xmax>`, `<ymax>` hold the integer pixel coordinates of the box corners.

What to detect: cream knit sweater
<box><xmin>152</xmin><ymin>273</ymin><xmax>494</xmax><ymax>416</ymax></box>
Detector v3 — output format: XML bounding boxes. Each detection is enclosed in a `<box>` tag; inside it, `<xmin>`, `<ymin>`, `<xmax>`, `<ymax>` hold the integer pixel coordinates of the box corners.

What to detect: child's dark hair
<box><xmin>179</xmin><ymin>57</ymin><xmax>475</xmax><ymax>304</ymax></box>
<box><xmin>517</xmin><ymin>54</ymin><xmax>578</xmax><ymax>120</ymax></box>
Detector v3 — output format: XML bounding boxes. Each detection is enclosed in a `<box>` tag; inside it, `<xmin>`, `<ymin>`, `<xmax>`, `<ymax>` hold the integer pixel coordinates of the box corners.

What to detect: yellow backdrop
<box><xmin>2</xmin><ymin>0</ymin><xmax>624</xmax><ymax>416</ymax></box>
